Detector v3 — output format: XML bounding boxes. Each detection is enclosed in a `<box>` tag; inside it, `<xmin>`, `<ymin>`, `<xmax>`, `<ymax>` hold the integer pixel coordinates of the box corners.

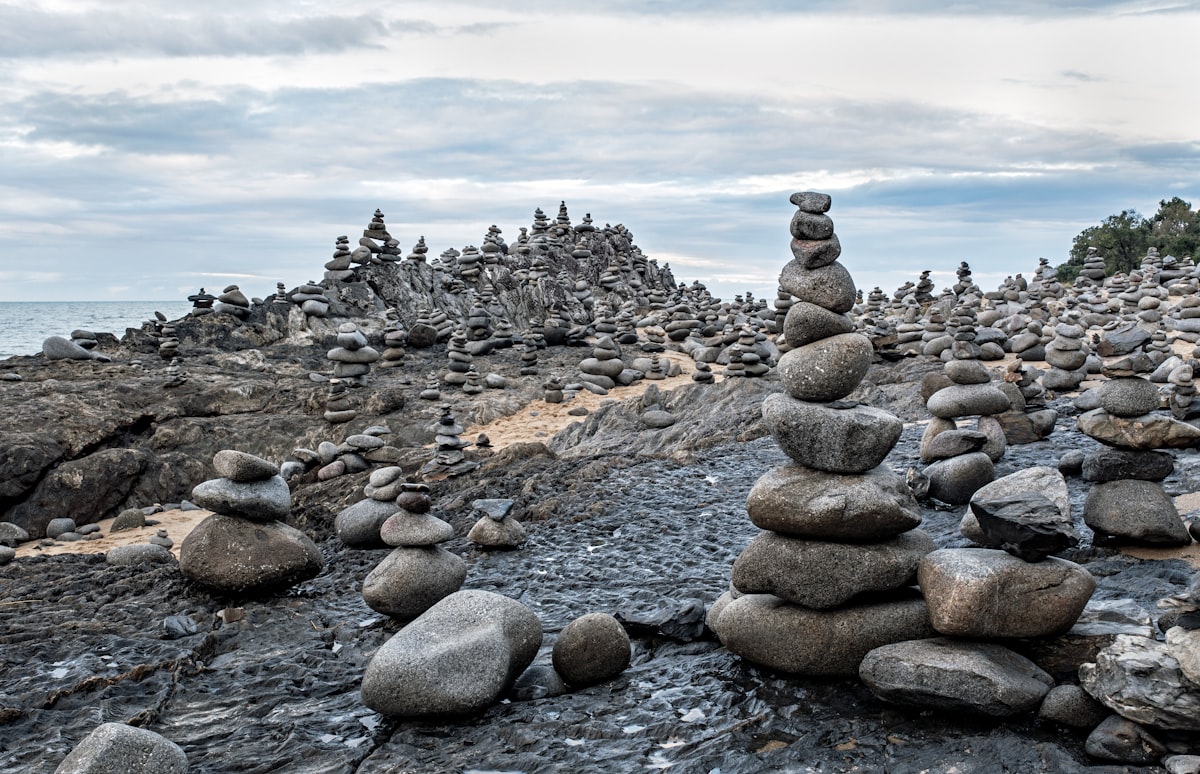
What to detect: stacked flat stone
<box><xmin>708</xmin><ymin>191</ymin><xmax>936</xmax><ymax>676</ymax></box>
<box><xmin>157</xmin><ymin>321</ymin><xmax>179</xmax><ymax>360</ymax></box>
<box><xmin>1079</xmin><ymin>366</ymin><xmax>1193</xmax><ymax>546</ymax></box>
<box><xmin>735</xmin><ymin>327</ymin><xmax>770</xmax><ymax>376</ymax></box>
<box><xmin>420</xmin><ymin>405</ymin><xmax>479</xmax><ymax>481</ymax></box>
<box><xmin>518</xmin><ymin>337</ymin><xmax>539</xmax><ymax>376</ymax></box>
<box><xmin>181</xmin><ymin>450</ymin><xmax>323</xmax><ymax>592</ymax></box>
<box><xmin>324</xmin><ymin>378</ymin><xmax>355</xmax><ymax>424</ymax></box>
<box><xmin>462</xmin><ymin>367</ymin><xmax>484</xmax><ymax>395</ymax></box>
<box><xmin>272</xmin><ymin>282</ymin><xmax>288</xmax><ymax>305</ymax></box>
<box><xmin>69</xmin><ymin>329</ymin><xmax>98</xmax><ymax>351</ymax></box>
<box><xmin>920</xmin><ymin>356</ymin><xmax>1010</xmax><ymax>504</ymax></box>
<box><xmin>361</xmin><ymin>209</ymin><xmax>390</xmax><ymax>257</ymax></box>
<box><xmin>443</xmin><ymin>327</ymin><xmax>472</xmax><ymax>387</ymax></box>
<box><xmin>915</xmin><ymin>270</ymin><xmax>935</xmax><ymax>303</ymax></box>
<box><xmin>188</xmin><ymin>288</ymin><xmax>215</xmax><ymax>316</ymax></box>
<box><xmin>327</xmin><ymin>322</ymin><xmax>379</xmax><ymax>388</ymax></box>
<box><xmin>406</xmin><ymin>236</ymin><xmax>429</xmax><ymax>263</ymax></box>
<box><xmin>326</xmin><ymin>235</ymin><xmax>353</xmax><ymax>276</ymax></box>
<box><xmin>579</xmin><ymin>335</ymin><xmax>625</xmax><ymax>389</ymax></box>
<box><xmin>1078</xmin><ymin>247</ymin><xmax>1108</xmax><ymax>285</ymax></box>
<box><xmin>465</xmin><ymin>301</ymin><xmax>491</xmax><ymax>343</ymax></box>
<box><xmin>418</xmin><ymin>374</ymin><xmax>441</xmax><ymax>401</ymax></box>
<box><xmin>467</xmin><ymin>498</ymin><xmax>527</xmax><ymax>549</ymax></box>
<box><xmin>953</xmin><ymin>261</ymin><xmax>974</xmax><ymax>295</ymax></box>
<box><xmin>293</xmin><ymin>282</ymin><xmax>330</xmax><ymax>318</ymax></box>
<box><xmin>543</xmin><ymin>375</ymin><xmax>564</xmax><ymax>403</ymax></box>
<box><xmin>213</xmin><ymin>284</ymin><xmax>251</xmax><ymax>319</ymax></box>
<box><xmin>457</xmin><ymin>245</ymin><xmax>482</xmax><ymax>279</ymax></box>
<box><xmin>692</xmin><ymin>361</ymin><xmax>713</xmax><ymax>383</ymax></box>
<box><xmin>1042</xmin><ymin>314</ymin><xmax>1090</xmax><ymax>392</ymax></box>
<box><xmin>1168</xmin><ymin>362</ymin><xmax>1198</xmax><ymax>419</ymax></box>
<box><xmin>362</xmin><ymin>480</ymin><xmax>465</xmax><ymax>619</ymax></box>
<box><xmin>722</xmin><ymin>344</ymin><xmax>746</xmax><ymax>378</ymax></box>
<box><xmin>1171</xmin><ymin>296</ymin><xmax>1200</xmax><ymax>341</ymax></box>
<box><xmin>379</xmin><ymin>312</ymin><xmax>407</xmax><ymax>369</ymax></box>
<box><xmin>164</xmin><ymin>359</ymin><xmax>186</xmax><ymax>388</ymax></box>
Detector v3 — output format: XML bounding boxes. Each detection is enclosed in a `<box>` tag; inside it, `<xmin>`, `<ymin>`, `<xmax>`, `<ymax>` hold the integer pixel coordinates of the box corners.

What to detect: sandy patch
<box><xmin>464</xmin><ymin>350</ymin><xmax>720</xmax><ymax>448</ymax></box>
<box><xmin>14</xmin><ymin>508</ymin><xmax>211</xmax><ymax>560</ymax></box>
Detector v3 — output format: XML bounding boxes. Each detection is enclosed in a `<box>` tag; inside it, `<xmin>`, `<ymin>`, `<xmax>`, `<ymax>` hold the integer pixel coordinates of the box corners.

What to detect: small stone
<box><xmin>1038</xmin><ymin>684</ymin><xmax>1110</xmax><ymax>728</ymax></box>
<box><xmin>46</xmin><ymin>517</ymin><xmax>77</xmax><ymax>539</ymax></box>
<box><xmin>212</xmin><ymin>450</ymin><xmax>279</xmax><ymax>482</ymax></box>
<box><xmin>1084</xmin><ymin>715</ymin><xmax>1167</xmax><ymax>765</ymax></box>
<box><xmin>552</xmin><ymin>612</ymin><xmax>631</xmax><ymax>687</ymax></box>
<box><xmin>110</xmin><ymin>509</ymin><xmax>146</xmax><ymax>532</ymax></box>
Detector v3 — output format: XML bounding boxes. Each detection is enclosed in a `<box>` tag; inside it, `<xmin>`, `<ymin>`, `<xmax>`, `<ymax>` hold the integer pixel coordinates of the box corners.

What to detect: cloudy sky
<box><xmin>1</xmin><ymin>1</ymin><xmax>1198</xmax><ymax>303</ymax></box>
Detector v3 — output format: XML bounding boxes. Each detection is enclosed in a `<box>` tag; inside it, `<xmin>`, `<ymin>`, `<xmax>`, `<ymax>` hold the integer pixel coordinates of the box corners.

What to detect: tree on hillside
<box><xmin>1055</xmin><ymin>198</ymin><xmax>1200</xmax><ymax>282</ymax></box>
<box><xmin>1150</xmin><ymin>196</ymin><xmax>1200</xmax><ymax>259</ymax></box>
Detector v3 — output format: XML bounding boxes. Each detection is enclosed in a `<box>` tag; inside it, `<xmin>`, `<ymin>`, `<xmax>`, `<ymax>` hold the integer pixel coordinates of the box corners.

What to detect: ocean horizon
<box><xmin>0</xmin><ymin>300</ymin><xmax>195</xmax><ymax>359</ymax></box>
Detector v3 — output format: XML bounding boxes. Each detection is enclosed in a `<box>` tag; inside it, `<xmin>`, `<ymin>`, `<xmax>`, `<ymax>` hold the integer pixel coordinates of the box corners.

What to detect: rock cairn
<box><xmin>213</xmin><ymin>285</ymin><xmax>251</xmax><ymax>319</ymax></box>
<box><xmin>919</xmin><ymin>356</ymin><xmax>1011</xmax><ymax>504</ymax></box>
<box><xmin>1079</xmin><ymin>362</ymin><xmax>1194</xmax><ymax>546</ymax></box>
<box><xmin>467</xmin><ymin>498</ymin><xmax>527</xmax><ymax>549</ymax></box>
<box><xmin>187</xmin><ymin>288</ymin><xmax>215</xmax><ymax>316</ymax></box>
<box><xmin>708</xmin><ymin>191</ymin><xmax>936</xmax><ymax>676</ymax></box>
<box><xmin>327</xmin><ymin>321</ymin><xmax>380</xmax><ymax>388</ymax></box>
<box><xmin>420</xmin><ymin>405</ymin><xmax>478</xmax><ymax>481</ymax></box>
<box><xmin>180</xmin><ymin>450</ymin><xmax>323</xmax><ymax>593</ymax></box>
<box><xmin>361</xmin><ymin>480</ymin><xmax>466</xmax><ymax>620</ymax></box>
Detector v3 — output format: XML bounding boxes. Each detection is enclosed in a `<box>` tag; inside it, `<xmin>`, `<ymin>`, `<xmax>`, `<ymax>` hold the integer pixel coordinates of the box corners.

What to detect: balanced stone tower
<box><xmin>708</xmin><ymin>192</ymin><xmax>936</xmax><ymax>675</ymax></box>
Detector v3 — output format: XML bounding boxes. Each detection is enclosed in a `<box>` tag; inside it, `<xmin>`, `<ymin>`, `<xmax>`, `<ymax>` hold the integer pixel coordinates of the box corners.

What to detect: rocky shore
<box><xmin>3</xmin><ymin>198</ymin><xmax>1200</xmax><ymax>773</ymax></box>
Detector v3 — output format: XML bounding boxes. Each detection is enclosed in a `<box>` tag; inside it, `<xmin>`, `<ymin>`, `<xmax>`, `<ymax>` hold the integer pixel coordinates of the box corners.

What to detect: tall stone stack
<box><xmin>1078</xmin><ymin>247</ymin><xmax>1108</xmax><ymax>286</ymax></box>
<box><xmin>213</xmin><ymin>285</ymin><xmax>251</xmax><ymax>319</ymax></box>
<box><xmin>1041</xmin><ymin>311</ymin><xmax>1091</xmax><ymax>392</ymax></box>
<box><xmin>327</xmin><ymin>322</ymin><xmax>380</xmax><ymax>388</ymax></box>
<box><xmin>180</xmin><ymin>450</ymin><xmax>324</xmax><ymax>593</ymax></box>
<box><xmin>708</xmin><ymin>192</ymin><xmax>937</xmax><ymax>676</ymax></box>
<box><xmin>1078</xmin><ymin>363</ymin><xmax>1195</xmax><ymax>547</ymax></box>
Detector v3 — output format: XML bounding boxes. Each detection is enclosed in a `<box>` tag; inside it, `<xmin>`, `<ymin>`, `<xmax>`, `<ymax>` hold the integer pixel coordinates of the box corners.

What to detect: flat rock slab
<box><xmin>190</xmin><ymin>475</ymin><xmax>291</xmax><ymax>522</ymax></box>
<box><xmin>731</xmin><ymin>529</ymin><xmax>934</xmax><ymax>609</ymax></box>
<box><xmin>968</xmin><ymin>492</ymin><xmax>1079</xmax><ymax>562</ymax></box>
<box><xmin>713</xmin><ymin>593</ymin><xmax>935</xmax><ymax>676</ymax></box>
<box><xmin>1081</xmin><ymin>634</ymin><xmax>1200</xmax><ymax>732</ymax></box>
<box><xmin>859</xmin><ymin>637</ymin><xmax>1053</xmax><ymax>716</ymax></box>
<box><xmin>1077</xmin><ymin>409</ymin><xmax>1200</xmax><ymax>449</ymax></box>
<box><xmin>918</xmin><ymin>548</ymin><xmax>1095</xmax><ymax>639</ymax></box>
<box><xmin>360</xmin><ymin>589</ymin><xmax>542</xmax><ymax>717</ymax></box>
<box><xmin>746</xmin><ymin>463</ymin><xmax>921</xmax><ymax>541</ymax></box>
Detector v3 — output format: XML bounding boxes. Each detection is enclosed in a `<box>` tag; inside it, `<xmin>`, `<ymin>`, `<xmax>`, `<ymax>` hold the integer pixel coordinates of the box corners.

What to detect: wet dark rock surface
<box><xmin>3</xmin><ymin>382</ymin><xmax>1197</xmax><ymax>772</ymax></box>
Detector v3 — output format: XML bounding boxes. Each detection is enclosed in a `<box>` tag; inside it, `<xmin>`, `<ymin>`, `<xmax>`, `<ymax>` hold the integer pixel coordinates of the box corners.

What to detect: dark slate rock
<box><xmin>1084</xmin><ymin>715</ymin><xmax>1167</xmax><ymax>765</ymax></box>
<box><xmin>969</xmin><ymin>492</ymin><xmax>1080</xmax><ymax>562</ymax></box>
<box><xmin>1095</xmin><ymin>325</ymin><xmax>1152</xmax><ymax>357</ymax></box>
<box><xmin>1084</xmin><ymin>480</ymin><xmax>1191</xmax><ymax>545</ymax></box>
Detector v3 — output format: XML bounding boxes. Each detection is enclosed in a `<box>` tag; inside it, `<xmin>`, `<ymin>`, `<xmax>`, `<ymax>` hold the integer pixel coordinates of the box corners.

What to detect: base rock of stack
<box><xmin>711</xmin><ymin>593</ymin><xmax>935</xmax><ymax>676</ymax></box>
<box><xmin>1083</xmin><ymin>480</ymin><xmax>1191</xmax><ymax>545</ymax></box>
<box><xmin>179</xmin><ymin>515</ymin><xmax>324</xmax><ymax>593</ymax></box>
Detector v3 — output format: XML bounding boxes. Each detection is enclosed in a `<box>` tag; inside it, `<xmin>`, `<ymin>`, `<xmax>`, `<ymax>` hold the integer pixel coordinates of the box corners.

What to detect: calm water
<box><xmin>0</xmin><ymin>301</ymin><xmax>195</xmax><ymax>359</ymax></box>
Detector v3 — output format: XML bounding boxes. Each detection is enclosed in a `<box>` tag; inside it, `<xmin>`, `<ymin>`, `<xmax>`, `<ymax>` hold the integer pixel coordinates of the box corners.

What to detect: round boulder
<box><xmin>552</xmin><ymin>612</ymin><xmax>632</xmax><ymax>687</ymax></box>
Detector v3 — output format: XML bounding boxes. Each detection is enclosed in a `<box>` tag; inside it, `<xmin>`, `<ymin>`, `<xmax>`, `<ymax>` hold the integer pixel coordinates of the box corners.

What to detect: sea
<box><xmin>0</xmin><ymin>301</ymin><xmax>196</xmax><ymax>359</ymax></box>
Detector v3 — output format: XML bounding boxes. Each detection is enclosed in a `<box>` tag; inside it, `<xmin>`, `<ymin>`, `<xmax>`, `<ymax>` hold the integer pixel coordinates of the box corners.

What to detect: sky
<box><xmin>1</xmin><ymin>1</ymin><xmax>1198</xmax><ymax>303</ymax></box>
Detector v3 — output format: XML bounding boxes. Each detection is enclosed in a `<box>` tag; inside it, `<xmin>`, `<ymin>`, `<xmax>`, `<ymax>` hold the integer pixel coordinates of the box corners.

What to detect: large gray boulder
<box><xmin>179</xmin><ymin>514</ymin><xmax>324</xmax><ymax>593</ymax></box>
<box><xmin>961</xmin><ymin>466</ymin><xmax>1071</xmax><ymax>546</ymax></box>
<box><xmin>54</xmin><ymin>722</ymin><xmax>187</xmax><ymax>774</ymax></box>
<box><xmin>859</xmin><ymin>638</ymin><xmax>1054</xmax><ymax>716</ymax></box>
<box><xmin>745</xmin><ymin>463</ymin><xmax>921</xmax><ymax>541</ymax></box>
<box><xmin>360</xmin><ymin>589</ymin><xmax>542</xmax><ymax>717</ymax></box>
<box><xmin>919</xmin><ymin>548</ymin><xmax>1095</xmax><ymax>639</ymax></box>
<box><xmin>712</xmin><ymin>593</ymin><xmax>936</xmax><ymax>676</ymax></box>
<box><xmin>42</xmin><ymin>335</ymin><xmax>107</xmax><ymax>362</ymax></box>
<box><xmin>333</xmin><ymin>498</ymin><xmax>396</xmax><ymax>549</ymax></box>
<box><xmin>731</xmin><ymin>530</ymin><xmax>933</xmax><ymax>609</ymax></box>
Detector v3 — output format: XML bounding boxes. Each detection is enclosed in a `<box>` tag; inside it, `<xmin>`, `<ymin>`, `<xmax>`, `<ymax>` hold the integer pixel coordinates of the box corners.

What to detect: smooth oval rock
<box><xmin>190</xmin><ymin>475</ymin><xmax>291</xmax><ymax>522</ymax></box>
<box><xmin>924</xmin><ymin>452</ymin><xmax>995</xmax><ymax>505</ymax></box>
<box><xmin>926</xmin><ymin>384</ymin><xmax>1011</xmax><ymax>419</ymax></box>
<box><xmin>179</xmin><ymin>514</ymin><xmax>324</xmax><ymax>593</ymax></box>
<box><xmin>762</xmin><ymin>394</ymin><xmax>902</xmax><ymax>474</ymax></box>
<box><xmin>714</xmin><ymin>594</ymin><xmax>935</xmax><ymax>676</ymax></box>
<box><xmin>1083</xmin><ymin>479</ymin><xmax>1190</xmax><ymax>545</ymax></box>
<box><xmin>360</xmin><ymin>589</ymin><xmax>542</xmax><ymax>717</ymax></box>
<box><xmin>1099</xmin><ymin>377</ymin><xmax>1161</xmax><ymax>418</ymax></box>
<box><xmin>381</xmin><ymin>510</ymin><xmax>455</xmax><ymax>547</ymax></box>
<box><xmin>212</xmin><ymin>450</ymin><xmax>278</xmax><ymax>482</ymax></box>
<box><xmin>361</xmin><ymin>545</ymin><xmax>466</xmax><ymax>619</ymax></box>
<box><xmin>778</xmin><ymin>260</ymin><xmax>856</xmax><ymax>314</ymax></box>
<box><xmin>782</xmin><ymin>301</ymin><xmax>855</xmax><ymax>348</ymax></box>
<box><xmin>776</xmin><ymin>333</ymin><xmax>872</xmax><ymax>402</ymax></box>
<box><xmin>53</xmin><ymin>722</ymin><xmax>188</xmax><ymax>774</ymax></box>
<box><xmin>106</xmin><ymin>544</ymin><xmax>174</xmax><ymax>566</ymax></box>
<box><xmin>333</xmin><ymin>498</ymin><xmax>395</xmax><ymax>548</ymax></box>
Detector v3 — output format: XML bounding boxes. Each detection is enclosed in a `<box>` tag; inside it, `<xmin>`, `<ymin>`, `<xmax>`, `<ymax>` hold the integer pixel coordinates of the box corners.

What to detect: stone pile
<box><xmin>1079</xmin><ymin>364</ymin><xmax>1194</xmax><ymax>546</ymax></box>
<box><xmin>919</xmin><ymin>355</ymin><xmax>1011</xmax><ymax>504</ymax></box>
<box><xmin>378</xmin><ymin>311</ymin><xmax>407</xmax><ymax>369</ymax></box>
<box><xmin>360</xmin><ymin>479</ymin><xmax>466</xmax><ymax>619</ymax></box>
<box><xmin>443</xmin><ymin>327</ymin><xmax>473</xmax><ymax>388</ymax></box>
<box><xmin>180</xmin><ymin>450</ymin><xmax>323</xmax><ymax>593</ymax></box>
<box><xmin>579</xmin><ymin>335</ymin><xmax>626</xmax><ymax>389</ymax></box>
<box><xmin>467</xmin><ymin>498</ymin><xmax>527</xmax><ymax>549</ymax></box>
<box><xmin>420</xmin><ymin>405</ymin><xmax>479</xmax><ymax>481</ymax></box>
<box><xmin>708</xmin><ymin>191</ymin><xmax>936</xmax><ymax>676</ymax></box>
<box><xmin>157</xmin><ymin>320</ymin><xmax>179</xmax><ymax>360</ymax></box>
<box><xmin>292</xmin><ymin>282</ymin><xmax>330</xmax><ymax>318</ymax></box>
<box><xmin>327</xmin><ymin>321</ymin><xmax>380</xmax><ymax>388</ymax></box>
<box><xmin>1041</xmin><ymin>312</ymin><xmax>1092</xmax><ymax>392</ymax></box>
<box><xmin>213</xmin><ymin>285</ymin><xmax>251</xmax><ymax>319</ymax></box>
